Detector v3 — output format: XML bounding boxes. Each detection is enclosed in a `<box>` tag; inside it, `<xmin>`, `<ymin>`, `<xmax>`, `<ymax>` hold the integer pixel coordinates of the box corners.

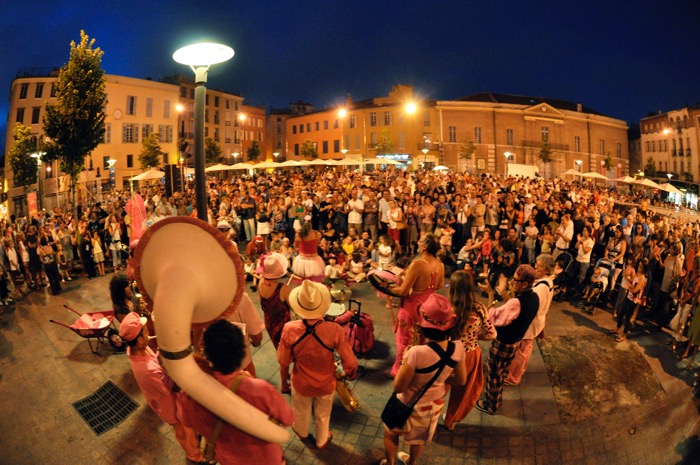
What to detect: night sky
<box><xmin>1</xmin><ymin>0</ymin><xmax>699</xmax><ymax>153</ymax></box>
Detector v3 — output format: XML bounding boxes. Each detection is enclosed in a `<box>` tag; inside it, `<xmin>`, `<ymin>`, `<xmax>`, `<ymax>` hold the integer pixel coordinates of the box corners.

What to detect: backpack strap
<box><xmin>291</xmin><ymin>320</ymin><xmax>334</xmax><ymax>353</ymax></box>
<box><xmin>202</xmin><ymin>373</ymin><xmax>245</xmax><ymax>461</ymax></box>
<box><xmin>534</xmin><ymin>280</ymin><xmax>553</xmax><ymax>291</ymax></box>
<box><xmin>414</xmin><ymin>341</ymin><xmax>457</xmax><ymax>373</ymax></box>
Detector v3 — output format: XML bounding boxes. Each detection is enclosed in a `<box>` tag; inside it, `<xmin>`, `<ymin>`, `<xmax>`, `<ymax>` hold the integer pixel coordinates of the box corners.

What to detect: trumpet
<box><xmin>334</xmin><ymin>361</ymin><xmax>360</xmax><ymax>413</ymax></box>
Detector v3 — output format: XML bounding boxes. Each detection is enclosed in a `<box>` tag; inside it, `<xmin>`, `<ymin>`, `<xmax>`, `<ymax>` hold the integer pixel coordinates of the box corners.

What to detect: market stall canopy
<box><xmin>230</xmin><ymin>162</ymin><xmax>254</xmax><ymax>170</ymax></box>
<box><xmin>659</xmin><ymin>183</ymin><xmax>683</xmax><ymax>195</ymax></box>
<box><xmin>561</xmin><ymin>169</ymin><xmax>580</xmax><ymax>177</ymax></box>
<box><xmin>279</xmin><ymin>160</ymin><xmax>301</xmax><ymax>167</ymax></box>
<box><xmin>581</xmin><ymin>172</ymin><xmax>610</xmax><ymax>180</ymax></box>
<box><xmin>250</xmin><ymin>161</ymin><xmax>279</xmax><ymax>169</ymax></box>
<box><xmin>613</xmin><ymin>176</ymin><xmax>636</xmax><ymax>184</ymax></box>
<box><xmin>205</xmin><ymin>163</ymin><xmax>235</xmax><ymax>172</ymax></box>
<box><xmin>130</xmin><ymin>169</ymin><xmax>164</xmax><ymax>181</ymax></box>
<box><xmin>363</xmin><ymin>157</ymin><xmax>403</xmax><ymax>166</ymax></box>
<box><xmin>433</xmin><ymin>165</ymin><xmax>449</xmax><ymax>171</ymax></box>
<box><xmin>634</xmin><ymin>178</ymin><xmax>663</xmax><ymax>189</ymax></box>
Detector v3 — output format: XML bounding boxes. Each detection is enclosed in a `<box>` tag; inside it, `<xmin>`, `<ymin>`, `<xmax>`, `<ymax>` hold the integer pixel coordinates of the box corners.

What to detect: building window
<box><xmin>673</xmin><ymin>160</ymin><xmax>677</xmax><ymax>173</ymax></box>
<box><xmin>276</xmin><ymin>134</ymin><xmax>282</xmax><ymax>149</ymax></box>
<box><xmin>314</xmin><ymin>122</ymin><xmax>319</xmax><ymax>131</ymax></box>
<box><xmin>214</xmin><ymin>111</ymin><xmax>220</xmax><ymax>124</ymax></box>
<box><xmin>294</xmin><ymin>143</ymin><xmax>299</xmax><ymax>156</ymax></box>
<box><xmin>142</xmin><ymin>124</ymin><xmax>153</xmax><ymax>139</ymax></box>
<box><xmin>214</xmin><ymin>128</ymin><xmax>219</xmax><ymax>142</ymax></box>
<box><xmin>349</xmin><ymin>114</ymin><xmax>356</xmax><ymax>129</ymax></box>
<box><xmin>50</xmin><ymin>83</ymin><xmax>57</xmax><ymax>98</ymax></box>
<box><xmin>123</xmin><ymin>123</ymin><xmax>138</xmax><ymax>143</ymax></box>
<box><xmin>300</xmin><ymin>124</ymin><xmax>304</xmax><ymax>134</ymax></box>
<box><xmin>214</xmin><ymin>96</ymin><xmax>220</xmax><ymax>107</ymax></box>
<box><xmin>146</xmin><ymin>98</ymin><xmax>153</xmax><ymax>117</ymax></box>
<box><xmin>164</xmin><ymin>100</ymin><xmax>170</xmax><ymax>118</ymax></box>
<box><xmin>19</xmin><ymin>83</ymin><xmax>28</xmax><ymax>99</ymax></box>
<box><xmin>160</xmin><ymin>125</ymin><xmax>173</xmax><ymax>143</ymax></box>
<box><xmin>506</xmin><ymin>128</ymin><xmax>514</xmax><ymax>146</ymax></box>
<box><xmin>574</xmin><ymin>136</ymin><xmax>581</xmax><ymax>152</ymax></box>
<box><xmin>292</xmin><ymin>125</ymin><xmax>297</xmax><ymax>134</ymax></box>
<box><xmin>306</xmin><ymin>123</ymin><xmax>311</xmax><ymax>132</ymax></box>
<box><xmin>333</xmin><ymin>140</ymin><xmax>340</xmax><ymax>153</ymax></box>
<box><xmin>104</xmin><ymin>123</ymin><xmax>111</xmax><ymax>143</ymax></box>
<box><xmin>600</xmin><ymin>139</ymin><xmax>605</xmax><ymax>155</ymax></box>
<box><xmin>102</xmin><ymin>156</ymin><xmax>110</xmax><ymax>169</ymax></box>
<box><xmin>322</xmin><ymin>141</ymin><xmax>329</xmax><ymax>154</ymax></box>
<box><xmin>355</xmin><ymin>134</ymin><xmax>361</xmax><ymax>150</ymax></box>
<box><xmin>35</xmin><ymin>83</ymin><xmax>44</xmax><ymax>99</ymax></box>
<box><xmin>474</xmin><ymin>127</ymin><xmax>482</xmax><ymax>144</ymax></box>
<box><xmin>370</xmin><ymin>132</ymin><xmax>378</xmax><ymax>147</ymax></box>
<box><xmin>225</xmin><ymin>100</ymin><xmax>230</xmax><ymax>110</ymax></box>
<box><xmin>681</xmin><ymin>160</ymin><xmax>685</xmax><ymax>173</ymax></box>
<box><xmin>370</xmin><ymin>112</ymin><xmax>377</xmax><ymax>127</ymax></box>
<box><xmin>180</xmin><ymin>87</ymin><xmax>187</xmax><ymax>98</ymax></box>
<box><xmin>321</xmin><ymin>120</ymin><xmax>327</xmax><ymax>130</ymax></box>
<box><xmin>541</xmin><ymin>127</ymin><xmax>549</xmax><ymax>142</ymax></box>
<box><xmin>126</xmin><ymin>96</ymin><xmax>136</xmax><ymax>115</ymax></box>
<box><xmin>384</xmin><ymin>111</ymin><xmax>391</xmax><ymax>126</ymax></box>
<box><xmin>448</xmin><ymin>126</ymin><xmax>457</xmax><ymax>143</ymax></box>
<box><xmin>127</xmin><ymin>154</ymin><xmax>134</xmax><ymax>168</ymax></box>
<box><xmin>16</xmin><ymin>108</ymin><xmax>24</xmax><ymax>123</ymax></box>
<box><xmin>31</xmin><ymin>107</ymin><xmax>41</xmax><ymax>125</ymax></box>
<box><xmin>423</xmin><ymin>111</ymin><xmax>430</xmax><ymax>127</ymax></box>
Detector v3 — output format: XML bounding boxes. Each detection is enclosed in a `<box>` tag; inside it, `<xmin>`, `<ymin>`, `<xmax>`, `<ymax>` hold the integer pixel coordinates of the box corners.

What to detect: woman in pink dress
<box><xmin>291</xmin><ymin>221</ymin><xmax>325</xmax><ymax>282</ymax></box>
<box><xmin>386</xmin><ymin>234</ymin><xmax>445</xmax><ymax>377</ymax></box>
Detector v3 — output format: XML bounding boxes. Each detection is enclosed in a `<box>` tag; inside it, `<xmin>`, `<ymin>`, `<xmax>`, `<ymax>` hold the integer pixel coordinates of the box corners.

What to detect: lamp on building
<box><xmin>421</xmin><ymin>148</ymin><xmax>429</xmax><ymax>168</ymax></box>
<box><xmin>173</xmin><ymin>42</ymin><xmax>234</xmax><ymax>221</ymax></box>
<box><xmin>273</xmin><ymin>151</ymin><xmax>279</xmax><ymax>161</ymax></box>
<box><xmin>233</xmin><ymin>152</ymin><xmax>239</xmax><ymax>163</ymax></box>
<box><xmin>504</xmin><ymin>152</ymin><xmax>512</xmax><ymax>177</ymax></box>
<box><xmin>667</xmin><ymin>173</ymin><xmax>673</xmax><ymax>181</ymax></box>
<box><xmin>575</xmin><ymin>159</ymin><xmax>583</xmax><ymax>181</ymax></box>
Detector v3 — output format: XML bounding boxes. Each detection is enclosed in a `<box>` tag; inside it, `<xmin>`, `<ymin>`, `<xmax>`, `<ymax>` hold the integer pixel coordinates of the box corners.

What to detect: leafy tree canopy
<box><xmin>247</xmin><ymin>140</ymin><xmax>261</xmax><ymax>161</ymax></box>
<box><xmin>9</xmin><ymin>123</ymin><xmax>39</xmax><ymax>189</ymax></box>
<box><xmin>139</xmin><ymin>133</ymin><xmax>165</xmax><ymax>169</ymax></box>
<box><xmin>604</xmin><ymin>151</ymin><xmax>614</xmax><ymax>171</ymax></box>
<box><xmin>205</xmin><ymin>137</ymin><xmax>223</xmax><ymax>164</ymax></box>
<box><xmin>643</xmin><ymin>156</ymin><xmax>657</xmax><ymax>177</ymax></box>
<box><xmin>539</xmin><ymin>140</ymin><xmax>553</xmax><ymax>164</ymax></box>
<box><xmin>458</xmin><ymin>136</ymin><xmax>476</xmax><ymax>160</ymax></box>
<box><xmin>43</xmin><ymin>30</ymin><xmax>107</xmax><ymax>180</ymax></box>
<box><xmin>300</xmin><ymin>139</ymin><xmax>318</xmax><ymax>159</ymax></box>
<box><xmin>375</xmin><ymin>129</ymin><xmax>393</xmax><ymax>155</ymax></box>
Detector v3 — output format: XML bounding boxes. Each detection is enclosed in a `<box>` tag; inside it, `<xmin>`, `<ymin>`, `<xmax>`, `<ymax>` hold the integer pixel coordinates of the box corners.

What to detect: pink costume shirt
<box><xmin>127</xmin><ymin>346</ymin><xmax>177</xmax><ymax>424</ymax></box>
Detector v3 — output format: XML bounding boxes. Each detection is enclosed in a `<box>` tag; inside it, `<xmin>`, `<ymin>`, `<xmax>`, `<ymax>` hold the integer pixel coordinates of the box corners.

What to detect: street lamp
<box><xmin>173</xmin><ymin>42</ymin><xmax>234</xmax><ymax>221</ymax></box>
<box><xmin>575</xmin><ymin>159</ymin><xmax>582</xmax><ymax>181</ymax></box>
<box><xmin>667</xmin><ymin>173</ymin><xmax>673</xmax><ymax>181</ymax></box>
<box><xmin>273</xmin><ymin>151</ymin><xmax>279</xmax><ymax>161</ymax></box>
<box><xmin>504</xmin><ymin>152</ymin><xmax>512</xmax><ymax>177</ymax></box>
<box><xmin>233</xmin><ymin>152</ymin><xmax>239</xmax><ymax>164</ymax></box>
<box><xmin>30</xmin><ymin>152</ymin><xmax>42</xmax><ymax>211</ymax></box>
<box><xmin>421</xmin><ymin>148</ymin><xmax>429</xmax><ymax>168</ymax></box>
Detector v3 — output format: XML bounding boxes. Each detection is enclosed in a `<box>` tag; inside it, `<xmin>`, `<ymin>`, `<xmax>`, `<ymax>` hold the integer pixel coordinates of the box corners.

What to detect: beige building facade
<box><xmin>639</xmin><ymin>107</ymin><xmax>700</xmax><ymax>182</ymax></box>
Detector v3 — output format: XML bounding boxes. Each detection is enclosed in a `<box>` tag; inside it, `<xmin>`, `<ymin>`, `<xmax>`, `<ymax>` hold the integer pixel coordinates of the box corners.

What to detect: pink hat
<box><xmin>418</xmin><ymin>294</ymin><xmax>456</xmax><ymax>330</ymax></box>
<box><xmin>119</xmin><ymin>312</ymin><xmax>148</xmax><ymax>342</ymax></box>
<box><xmin>254</xmin><ymin>235</ymin><xmax>263</xmax><ymax>242</ymax></box>
<box><xmin>257</xmin><ymin>252</ymin><xmax>289</xmax><ymax>279</ymax></box>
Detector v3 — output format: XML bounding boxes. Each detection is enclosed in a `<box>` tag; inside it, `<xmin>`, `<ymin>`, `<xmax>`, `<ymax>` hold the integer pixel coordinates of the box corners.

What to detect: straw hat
<box><xmin>418</xmin><ymin>294</ymin><xmax>457</xmax><ymax>330</ymax></box>
<box><xmin>259</xmin><ymin>252</ymin><xmax>289</xmax><ymax>280</ymax></box>
<box><xmin>289</xmin><ymin>280</ymin><xmax>331</xmax><ymax>320</ymax></box>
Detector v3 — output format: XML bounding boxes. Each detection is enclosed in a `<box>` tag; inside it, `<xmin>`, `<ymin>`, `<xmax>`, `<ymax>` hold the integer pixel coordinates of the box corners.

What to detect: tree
<box><xmin>8</xmin><ymin>123</ymin><xmax>39</xmax><ymax>190</ymax></box>
<box><xmin>139</xmin><ymin>133</ymin><xmax>165</xmax><ymax>169</ymax></box>
<box><xmin>300</xmin><ymin>139</ymin><xmax>318</xmax><ymax>159</ymax></box>
<box><xmin>458</xmin><ymin>136</ymin><xmax>476</xmax><ymax>173</ymax></box>
<box><xmin>247</xmin><ymin>141</ymin><xmax>261</xmax><ymax>162</ymax></box>
<box><xmin>539</xmin><ymin>139</ymin><xmax>553</xmax><ymax>178</ymax></box>
<box><xmin>374</xmin><ymin>129</ymin><xmax>393</xmax><ymax>155</ymax></box>
<box><xmin>43</xmin><ymin>30</ymin><xmax>107</xmax><ymax>207</ymax></box>
<box><xmin>205</xmin><ymin>137</ymin><xmax>223</xmax><ymax>164</ymax></box>
<box><xmin>643</xmin><ymin>156</ymin><xmax>657</xmax><ymax>177</ymax></box>
<box><xmin>603</xmin><ymin>151</ymin><xmax>614</xmax><ymax>171</ymax></box>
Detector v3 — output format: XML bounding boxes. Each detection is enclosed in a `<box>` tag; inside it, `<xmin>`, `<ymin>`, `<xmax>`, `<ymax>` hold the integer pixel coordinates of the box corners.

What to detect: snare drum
<box><xmin>325</xmin><ymin>302</ymin><xmax>347</xmax><ymax>321</ymax></box>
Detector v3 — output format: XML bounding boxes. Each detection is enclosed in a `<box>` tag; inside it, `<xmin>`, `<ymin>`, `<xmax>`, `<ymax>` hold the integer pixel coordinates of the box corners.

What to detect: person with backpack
<box><xmin>277</xmin><ymin>280</ymin><xmax>358</xmax><ymax>449</ymax></box>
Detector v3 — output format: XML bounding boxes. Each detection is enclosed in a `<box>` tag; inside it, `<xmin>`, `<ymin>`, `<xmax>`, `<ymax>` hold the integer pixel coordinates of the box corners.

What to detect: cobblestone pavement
<box><xmin>0</xmin><ymin>274</ymin><xmax>698</xmax><ymax>465</ymax></box>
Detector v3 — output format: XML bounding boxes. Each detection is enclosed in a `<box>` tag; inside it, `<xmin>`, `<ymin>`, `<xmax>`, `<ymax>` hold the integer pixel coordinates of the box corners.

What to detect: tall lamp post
<box><xmin>504</xmin><ymin>151</ymin><xmax>512</xmax><ymax>177</ymax></box>
<box><xmin>421</xmin><ymin>148</ymin><xmax>429</xmax><ymax>169</ymax></box>
<box><xmin>575</xmin><ymin>159</ymin><xmax>583</xmax><ymax>182</ymax></box>
<box><xmin>107</xmin><ymin>159</ymin><xmax>116</xmax><ymax>195</ymax></box>
<box><xmin>30</xmin><ymin>152</ymin><xmax>42</xmax><ymax>211</ymax></box>
<box><xmin>173</xmin><ymin>43</ymin><xmax>234</xmax><ymax>221</ymax></box>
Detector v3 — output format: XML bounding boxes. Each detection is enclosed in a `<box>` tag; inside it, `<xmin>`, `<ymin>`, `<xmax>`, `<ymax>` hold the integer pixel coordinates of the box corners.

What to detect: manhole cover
<box><xmin>72</xmin><ymin>380</ymin><xmax>138</xmax><ymax>435</ymax></box>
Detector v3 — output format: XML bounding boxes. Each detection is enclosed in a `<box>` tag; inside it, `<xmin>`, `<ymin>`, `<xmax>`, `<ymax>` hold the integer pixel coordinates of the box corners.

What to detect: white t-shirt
<box><xmin>347</xmin><ymin>198</ymin><xmax>364</xmax><ymax>224</ymax></box>
<box><xmin>576</xmin><ymin>237</ymin><xmax>595</xmax><ymax>263</ymax></box>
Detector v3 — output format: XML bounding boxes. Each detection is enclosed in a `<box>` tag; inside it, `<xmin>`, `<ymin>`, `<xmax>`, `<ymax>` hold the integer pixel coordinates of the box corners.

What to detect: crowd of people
<box><xmin>4</xmin><ymin>165</ymin><xmax>700</xmax><ymax>464</ymax></box>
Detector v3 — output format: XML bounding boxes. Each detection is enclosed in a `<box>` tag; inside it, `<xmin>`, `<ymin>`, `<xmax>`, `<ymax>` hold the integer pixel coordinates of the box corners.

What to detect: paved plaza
<box><xmin>0</xmin><ymin>273</ymin><xmax>698</xmax><ymax>465</ymax></box>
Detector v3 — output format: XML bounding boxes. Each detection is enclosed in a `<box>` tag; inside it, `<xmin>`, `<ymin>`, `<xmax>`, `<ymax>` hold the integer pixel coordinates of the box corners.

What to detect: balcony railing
<box><xmin>523</xmin><ymin>140</ymin><xmax>570</xmax><ymax>151</ymax></box>
<box><xmin>687</xmin><ymin>149</ymin><xmax>692</xmax><ymax>157</ymax></box>
<box><xmin>416</xmin><ymin>142</ymin><xmax>441</xmax><ymax>151</ymax></box>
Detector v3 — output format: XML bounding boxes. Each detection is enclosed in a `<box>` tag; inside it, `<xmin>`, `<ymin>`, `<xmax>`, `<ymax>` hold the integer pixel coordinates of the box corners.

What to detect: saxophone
<box><xmin>334</xmin><ymin>360</ymin><xmax>360</xmax><ymax>413</ymax></box>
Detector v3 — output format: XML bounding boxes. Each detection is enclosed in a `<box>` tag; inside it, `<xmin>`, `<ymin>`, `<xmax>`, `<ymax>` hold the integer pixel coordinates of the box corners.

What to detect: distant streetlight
<box><xmin>504</xmin><ymin>152</ymin><xmax>512</xmax><ymax>177</ymax></box>
<box><xmin>30</xmin><ymin>152</ymin><xmax>43</xmax><ymax>210</ymax></box>
<box><xmin>273</xmin><ymin>151</ymin><xmax>279</xmax><ymax>161</ymax></box>
<box><xmin>421</xmin><ymin>148</ymin><xmax>429</xmax><ymax>168</ymax></box>
<box><xmin>233</xmin><ymin>152</ymin><xmax>239</xmax><ymax>163</ymax></box>
<box><xmin>107</xmin><ymin>159</ymin><xmax>116</xmax><ymax>192</ymax></box>
<box><xmin>173</xmin><ymin>42</ymin><xmax>234</xmax><ymax>221</ymax></box>
<box><xmin>667</xmin><ymin>173</ymin><xmax>673</xmax><ymax>181</ymax></box>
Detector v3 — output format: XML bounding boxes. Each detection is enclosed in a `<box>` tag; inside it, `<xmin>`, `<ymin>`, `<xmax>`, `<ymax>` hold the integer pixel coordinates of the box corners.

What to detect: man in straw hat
<box><xmin>277</xmin><ymin>280</ymin><xmax>358</xmax><ymax>448</ymax></box>
<box><xmin>119</xmin><ymin>312</ymin><xmax>204</xmax><ymax>463</ymax></box>
<box><xmin>476</xmin><ymin>264</ymin><xmax>540</xmax><ymax>416</ymax></box>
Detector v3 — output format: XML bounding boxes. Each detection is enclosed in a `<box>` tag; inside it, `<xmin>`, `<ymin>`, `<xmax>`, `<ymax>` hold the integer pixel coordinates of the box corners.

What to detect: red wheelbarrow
<box><xmin>50</xmin><ymin>305</ymin><xmax>117</xmax><ymax>355</ymax></box>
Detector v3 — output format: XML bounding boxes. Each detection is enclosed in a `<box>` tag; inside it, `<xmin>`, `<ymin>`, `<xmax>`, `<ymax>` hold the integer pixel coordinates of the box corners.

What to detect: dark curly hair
<box><xmin>421</xmin><ymin>233</ymin><xmax>440</xmax><ymax>256</ymax></box>
<box><xmin>203</xmin><ymin>320</ymin><xmax>246</xmax><ymax>374</ymax></box>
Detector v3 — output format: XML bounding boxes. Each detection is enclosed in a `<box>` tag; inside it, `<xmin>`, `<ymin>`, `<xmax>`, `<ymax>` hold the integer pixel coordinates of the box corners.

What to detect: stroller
<box><xmin>577</xmin><ymin>258</ymin><xmax>614</xmax><ymax>315</ymax></box>
<box><xmin>552</xmin><ymin>252</ymin><xmax>573</xmax><ymax>302</ymax></box>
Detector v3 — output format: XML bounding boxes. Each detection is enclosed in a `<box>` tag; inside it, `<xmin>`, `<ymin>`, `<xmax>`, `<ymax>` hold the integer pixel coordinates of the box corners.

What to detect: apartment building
<box><xmin>639</xmin><ymin>106</ymin><xmax>700</xmax><ymax>182</ymax></box>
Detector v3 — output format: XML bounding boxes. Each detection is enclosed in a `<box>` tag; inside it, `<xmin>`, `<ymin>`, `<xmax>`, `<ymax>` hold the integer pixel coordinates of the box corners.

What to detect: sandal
<box><xmin>615</xmin><ymin>335</ymin><xmax>627</xmax><ymax>343</ymax></box>
<box><xmin>317</xmin><ymin>431</ymin><xmax>333</xmax><ymax>449</ymax></box>
<box><xmin>475</xmin><ymin>400</ymin><xmax>494</xmax><ymax>415</ymax></box>
<box><xmin>608</xmin><ymin>328</ymin><xmax>620</xmax><ymax>335</ymax></box>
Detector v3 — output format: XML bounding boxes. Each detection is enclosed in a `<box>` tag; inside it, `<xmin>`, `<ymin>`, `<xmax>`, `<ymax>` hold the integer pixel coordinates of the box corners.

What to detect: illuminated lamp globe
<box><xmin>173</xmin><ymin>43</ymin><xmax>234</xmax><ymax>67</ymax></box>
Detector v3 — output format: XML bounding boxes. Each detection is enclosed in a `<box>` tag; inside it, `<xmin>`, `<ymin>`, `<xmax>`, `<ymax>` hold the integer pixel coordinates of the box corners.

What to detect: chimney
<box><xmin>576</xmin><ymin>103</ymin><xmax>582</xmax><ymax>112</ymax></box>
